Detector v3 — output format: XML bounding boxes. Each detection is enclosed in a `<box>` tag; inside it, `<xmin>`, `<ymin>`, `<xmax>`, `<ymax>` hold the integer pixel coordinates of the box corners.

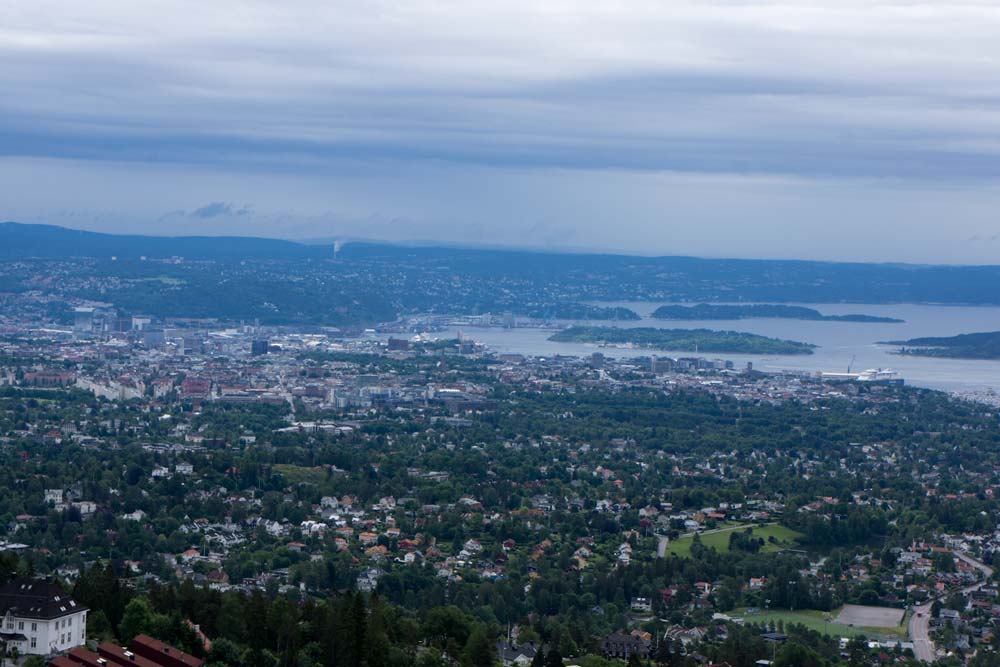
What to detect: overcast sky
<box><xmin>4</xmin><ymin>1</ymin><xmax>1000</xmax><ymax>263</ymax></box>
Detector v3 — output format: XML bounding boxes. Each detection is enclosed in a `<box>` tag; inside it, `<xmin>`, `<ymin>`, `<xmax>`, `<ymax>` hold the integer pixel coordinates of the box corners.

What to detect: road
<box><xmin>656</xmin><ymin>534</ymin><xmax>668</xmax><ymax>558</ymax></box>
<box><xmin>908</xmin><ymin>602</ymin><xmax>935</xmax><ymax>663</ymax></box>
<box><xmin>908</xmin><ymin>551</ymin><xmax>994</xmax><ymax>662</ymax></box>
<box><xmin>956</xmin><ymin>551</ymin><xmax>995</xmax><ymax>580</ymax></box>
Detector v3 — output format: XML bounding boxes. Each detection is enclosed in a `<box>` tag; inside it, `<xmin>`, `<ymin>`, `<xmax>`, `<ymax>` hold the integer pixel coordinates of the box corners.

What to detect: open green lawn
<box><xmin>731</xmin><ymin>607</ymin><xmax>908</xmax><ymax>640</ymax></box>
<box><xmin>274</xmin><ymin>464</ymin><xmax>327</xmax><ymax>485</ymax></box>
<box><xmin>667</xmin><ymin>524</ymin><xmax>804</xmax><ymax>557</ymax></box>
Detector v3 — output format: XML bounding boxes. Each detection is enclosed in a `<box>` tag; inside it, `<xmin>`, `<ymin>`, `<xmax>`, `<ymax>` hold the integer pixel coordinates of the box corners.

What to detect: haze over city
<box><xmin>5</xmin><ymin>1</ymin><xmax>1000</xmax><ymax>262</ymax></box>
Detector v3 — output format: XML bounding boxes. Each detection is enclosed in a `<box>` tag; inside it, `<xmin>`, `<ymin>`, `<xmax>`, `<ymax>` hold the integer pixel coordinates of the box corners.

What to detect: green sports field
<box><xmin>731</xmin><ymin>607</ymin><xmax>907</xmax><ymax>640</ymax></box>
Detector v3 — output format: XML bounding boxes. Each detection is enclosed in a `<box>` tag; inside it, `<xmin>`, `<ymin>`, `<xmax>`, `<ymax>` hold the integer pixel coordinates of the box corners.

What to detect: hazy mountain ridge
<box><xmin>0</xmin><ymin>222</ymin><xmax>330</xmax><ymax>260</ymax></box>
<box><xmin>6</xmin><ymin>223</ymin><xmax>1000</xmax><ymax>328</ymax></box>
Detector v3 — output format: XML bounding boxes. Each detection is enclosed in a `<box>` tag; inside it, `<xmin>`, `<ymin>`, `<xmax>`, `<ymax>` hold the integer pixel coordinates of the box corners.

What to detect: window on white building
<box><xmin>68</xmin><ymin>617</ymin><xmax>73</xmax><ymax>626</ymax></box>
<box><xmin>30</xmin><ymin>638</ymin><xmax>36</xmax><ymax>649</ymax></box>
<box><xmin>31</xmin><ymin>622</ymin><xmax>36</xmax><ymax>631</ymax></box>
<box><xmin>17</xmin><ymin>621</ymin><xmax>23</xmax><ymax>630</ymax></box>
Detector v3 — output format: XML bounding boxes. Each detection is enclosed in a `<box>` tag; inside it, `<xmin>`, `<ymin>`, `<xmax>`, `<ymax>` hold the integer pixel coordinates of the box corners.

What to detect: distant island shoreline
<box><xmin>651</xmin><ymin>303</ymin><xmax>904</xmax><ymax>323</ymax></box>
<box><xmin>549</xmin><ymin>325</ymin><xmax>817</xmax><ymax>355</ymax></box>
<box><xmin>883</xmin><ymin>330</ymin><xmax>1000</xmax><ymax>360</ymax></box>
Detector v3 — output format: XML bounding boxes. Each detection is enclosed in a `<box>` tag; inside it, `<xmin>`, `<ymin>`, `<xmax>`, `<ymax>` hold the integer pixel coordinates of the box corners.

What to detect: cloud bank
<box><xmin>3</xmin><ymin>1</ymin><xmax>1000</xmax><ymax>261</ymax></box>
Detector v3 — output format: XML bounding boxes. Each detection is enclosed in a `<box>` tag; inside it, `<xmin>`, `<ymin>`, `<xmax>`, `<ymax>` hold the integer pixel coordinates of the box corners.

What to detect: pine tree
<box><xmin>245</xmin><ymin>591</ymin><xmax>269</xmax><ymax>651</ymax></box>
<box><xmin>216</xmin><ymin>593</ymin><xmax>247</xmax><ymax>643</ymax></box>
<box><xmin>366</xmin><ymin>596</ymin><xmax>391</xmax><ymax>667</ymax></box>
<box><xmin>653</xmin><ymin>637</ymin><xmax>672</xmax><ymax>667</ymax></box>
<box><xmin>333</xmin><ymin>594</ymin><xmax>366</xmax><ymax>667</ymax></box>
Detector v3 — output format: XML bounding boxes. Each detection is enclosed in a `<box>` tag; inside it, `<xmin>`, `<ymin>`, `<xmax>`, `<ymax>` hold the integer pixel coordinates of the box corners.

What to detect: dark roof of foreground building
<box><xmin>54</xmin><ymin>639</ymin><xmax>205</xmax><ymax>667</ymax></box>
<box><xmin>97</xmin><ymin>643</ymin><xmax>164</xmax><ymax>667</ymax></box>
<box><xmin>64</xmin><ymin>648</ymin><xmax>104</xmax><ymax>667</ymax></box>
<box><xmin>130</xmin><ymin>634</ymin><xmax>205</xmax><ymax>667</ymax></box>
<box><xmin>0</xmin><ymin>577</ymin><xmax>87</xmax><ymax>620</ymax></box>
<box><xmin>49</xmin><ymin>657</ymin><xmax>80</xmax><ymax>667</ymax></box>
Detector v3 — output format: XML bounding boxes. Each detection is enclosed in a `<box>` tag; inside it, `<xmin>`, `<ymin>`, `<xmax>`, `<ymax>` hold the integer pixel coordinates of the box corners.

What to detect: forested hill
<box><xmin>0</xmin><ymin>222</ymin><xmax>330</xmax><ymax>260</ymax></box>
<box><xmin>652</xmin><ymin>304</ymin><xmax>903</xmax><ymax>323</ymax></box>
<box><xmin>887</xmin><ymin>330</ymin><xmax>1000</xmax><ymax>359</ymax></box>
<box><xmin>7</xmin><ymin>223</ymin><xmax>1000</xmax><ymax>326</ymax></box>
<box><xmin>336</xmin><ymin>242</ymin><xmax>1000</xmax><ymax>305</ymax></box>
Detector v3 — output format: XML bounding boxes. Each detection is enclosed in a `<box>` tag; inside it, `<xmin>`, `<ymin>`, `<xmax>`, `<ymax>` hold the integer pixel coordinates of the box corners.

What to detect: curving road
<box><xmin>908</xmin><ymin>551</ymin><xmax>994</xmax><ymax>662</ymax></box>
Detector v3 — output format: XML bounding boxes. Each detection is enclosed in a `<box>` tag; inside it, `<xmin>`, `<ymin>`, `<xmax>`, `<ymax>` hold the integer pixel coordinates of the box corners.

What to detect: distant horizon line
<box><xmin>0</xmin><ymin>219</ymin><xmax>973</xmax><ymax>268</ymax></box>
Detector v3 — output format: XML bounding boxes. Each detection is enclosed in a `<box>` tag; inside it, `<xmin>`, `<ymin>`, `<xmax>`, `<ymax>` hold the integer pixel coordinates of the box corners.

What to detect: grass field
<box><xmin>731</xmin><ymin>607</ymin><xmax>908</xmax><ymax>640</ymax></box>
<box><xmin>667</xmin><ymin>524</ymin><xmax>804</xmax><ymax>557</ymax></box>
<box><xmin>274</xmin><ymin>464</ymin><xmax>327</xmax><ymax>485</ymax></box>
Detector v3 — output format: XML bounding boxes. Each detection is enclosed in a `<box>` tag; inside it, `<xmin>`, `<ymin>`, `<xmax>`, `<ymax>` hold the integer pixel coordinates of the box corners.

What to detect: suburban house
<box><xmin>602</xmin><ymin>632</ymin><xmax>651</xmax><ymax>659</ymax></box>
<box><xmin>496</xmin><ymin>640</ymin><xmax>539</xmax><ymax>667</ymax></box>
<box><xmin>0</xmin><ymin>577</ymin><xmax>87</xmax><ymax>655</ymax></box>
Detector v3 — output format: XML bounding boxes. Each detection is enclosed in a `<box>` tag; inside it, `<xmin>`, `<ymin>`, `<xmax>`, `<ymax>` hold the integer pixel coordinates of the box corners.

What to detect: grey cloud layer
<box><xmin>4</xmin><ymin>1</ymin><xmax>1000</xmax><ymax>262</ymax></box>
<box><xmin>4</xmin><ymin>1</ymin><xmax>1000</xmax><ymax>178</ymax></box>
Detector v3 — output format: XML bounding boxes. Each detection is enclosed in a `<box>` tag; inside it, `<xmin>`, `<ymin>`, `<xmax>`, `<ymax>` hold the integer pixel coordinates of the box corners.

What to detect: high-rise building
<box><xmin>114</xmin><ymin>311</ymin><xmax>132</xmax><ymax>333</ymax></box>
<box><xmin>251</xmin><ymin>340</ymin><xmax>270</xmax><ymax>356</ymax></box>
<box><xmin>142</xmin><ymin>329</ymin><xmax>166</xmax><ymax>349</ymax></box>
<box><xmin>387</xmin><ymin>338</ymin><xmax>410</xmax><ymax>351</ymax></box>
<box><xmin>73</xmin><ymin>307</ymin><xmax>94</xmax><ymax>333</ymax></box>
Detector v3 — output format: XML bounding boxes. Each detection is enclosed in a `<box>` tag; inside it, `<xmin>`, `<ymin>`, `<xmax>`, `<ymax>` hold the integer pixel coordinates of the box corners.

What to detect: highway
<box><xmin>907</xmin><ymin>551</ymin><xmax>994</xmax><ymax>662</ymax></box>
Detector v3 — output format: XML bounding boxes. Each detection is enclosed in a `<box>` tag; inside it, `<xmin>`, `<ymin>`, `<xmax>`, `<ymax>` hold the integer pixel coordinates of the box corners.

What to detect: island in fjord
<box><xmin>549</xmin><ymin>325</ymin><xmax>817</xmax><ymax>355</ymax></box>
<box><xmin>885</xmin><ymin>330</ymin><xmax>1000</xmax><ymax>359</ymax></box>
<box><xmin>525</xmin><ymin>303</ymin><xmax>641</xmax><ymax>320</ymax></box>
<box><xmin>652</xmin><ymin>303</ymin><xmax>903</xmax><ymax>323</ymax></box>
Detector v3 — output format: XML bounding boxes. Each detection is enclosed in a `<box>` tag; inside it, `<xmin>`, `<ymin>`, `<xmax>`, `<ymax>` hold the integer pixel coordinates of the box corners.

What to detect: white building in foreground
<box><xmin>0</xmin><ymin>577</ymin><xmax>87</xmax><ymax>655</ymax></box>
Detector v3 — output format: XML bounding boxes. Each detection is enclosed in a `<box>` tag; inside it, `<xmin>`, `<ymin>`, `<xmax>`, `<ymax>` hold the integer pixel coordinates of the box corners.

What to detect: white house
<box><xmin>631</xmin><ymin>597</ymin><xmax>653</xmax><ymax>612</ymax></box>
<box><xmin>121</xmin><ymin>509</ymin><xmax>147</xmax><ymax>522</ymax></box>
<box><xmin>0</xmin><ymin>577</ymin><xmax>87</xmax><ymax>655</ymax></box>
<box><xmin>71</xmin><ymin>501</ymin><xmax>97</xmax><ymax>517</ymax></box>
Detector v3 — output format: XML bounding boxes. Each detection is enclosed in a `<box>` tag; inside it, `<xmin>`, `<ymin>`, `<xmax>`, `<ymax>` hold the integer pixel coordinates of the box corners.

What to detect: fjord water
<box><xmin>430</xmin><ymin>303</ymin><xmax>1000</xmax><ymax>393</ymax></box>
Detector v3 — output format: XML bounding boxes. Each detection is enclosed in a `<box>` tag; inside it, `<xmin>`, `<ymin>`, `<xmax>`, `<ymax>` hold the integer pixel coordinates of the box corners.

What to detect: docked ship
<box><xmin>821</xmin><ymin>368</ymin><xmax>904</xmax><ymax>385</ymax></box>
<box><xmin>856</xmin><ymin>368</ymin><xmax>904</xmax><ymax>385</ymax></box>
